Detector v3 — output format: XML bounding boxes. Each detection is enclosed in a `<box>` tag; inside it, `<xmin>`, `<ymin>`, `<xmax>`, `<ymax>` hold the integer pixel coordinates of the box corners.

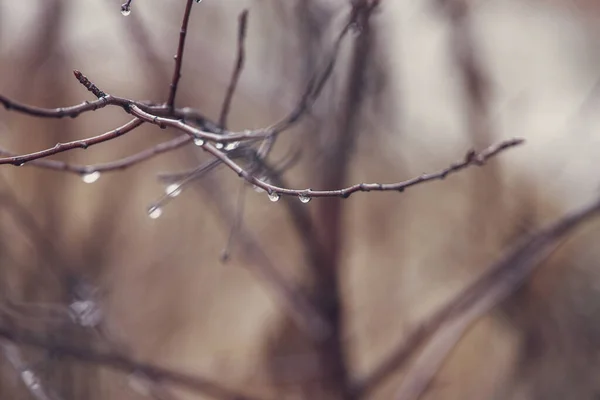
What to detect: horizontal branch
<box><xmin>192</xmin><ymin>137</ymin><xmax>524</xmax><ymax>200</ymax></box>
<box><xmin>0</xmin><ymin>94</ymin><xmax>134</xmax><ymax>118</ymax></box>
<box><xmin>0</xmin><ymin>135</ymin><xmax>191</xmax><ymax>174</ymax></box>
<box><xmin>0</xmin><ymin>119</ymin><xmax>144</xmax><ymax>166</ymax></box>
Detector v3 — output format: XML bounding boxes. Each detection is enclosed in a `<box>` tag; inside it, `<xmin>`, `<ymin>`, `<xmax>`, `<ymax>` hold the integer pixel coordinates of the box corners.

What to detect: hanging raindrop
<box><xmin>21</xmin><ymin>370</ymin><xmax>41</xmax><ymax>390</ymax></box>
<box><xmin>268</xmin><ymin>192</ymin><xmax>280</xmax><ymax>202</ymax></box>
<box><xmin>165</xmin><ymin>183</ymin><xmax>182</xmax><ymax>197</ymax></box>
<box><xmin>298</xmin><ymin>194</ymin><xmax>311</xmax><ymax>204</ymax></box>
<box><xmin>224</xmin><ymin>141</ymin><xmax>240</xmax><ymax>151</ymax></box>
<box><xmin>147</xmin><ymin>205</ymin><xmax>163</xmax><ymax>219</ymax></box>
<box><xmin>120</xmin><ymin>5</ymin><xmax>131</xmax><ymax>16</ymax></box>
<box><xmin>194</xmin><ymin>0</ymin><xmax>203</xmax><ymax>3</ymax></box>
<box><xmin>82</xmin><ymin>171</ymin><xmax>101</xmax><ymax>184</ymax></box>
<box><xmin>194</xmin><ymin>138</ymin><xmax>204</xmax><ymax>146</ymax></box>
<box><xmin>215</xmin><ymin>142</ymin><xmax>224</xmax><ymax>150</ymax></box>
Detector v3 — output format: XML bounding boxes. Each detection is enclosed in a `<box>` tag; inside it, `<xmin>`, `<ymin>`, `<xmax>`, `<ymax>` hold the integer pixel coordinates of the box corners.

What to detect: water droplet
<box><xmin>120</xmin><ymin>4</ymin><xmax>131</xmax><ymax>16</ymax></box>
<box><xmin>165</xmin><ymin>183</ymin><xmax>182</xmax><ymax>197</ymax></box>
<box><xmin>148</xmin><ymin>205</ymin><xmax>162</xmax><ymax>219</ymax></box>
<box><xmin>298</xmin><ymin>194</ymin><xmax>311</xmax><ymax>203</ymax></box>
<box><xmin>268</xmin><ymin>192</ymin><xmax>280</xmax><ymax>202</ymax></box>
<box><xmin>215</xmin><ymin>142</ymin><xmax>224</xmax><ymax>150</ymax></box>
<box><xmin>194</xmin><ymin>0</ymin><xmax>203</xmax><ymax>3</ymax></box>
<box><xmin>194</xmin><ymin>138</ymin><xmax>204</xmax><ymax>146</ymax></box>
<box><xmin>21</xmin><ymin>370</ymin><xmax>40</xmax><ymax>390</ymax></box>
<box><xmin>224</xmin><ymin>141</ymin><xmax>240</xmax><ymax>151</ymax></box>
<box><xmin>82</xmin><ymin>171</ymin><xmax>101</xmax><ymax>184</ymax></box>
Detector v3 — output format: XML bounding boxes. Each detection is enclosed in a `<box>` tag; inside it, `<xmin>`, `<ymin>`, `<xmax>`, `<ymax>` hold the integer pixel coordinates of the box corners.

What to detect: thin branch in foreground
<box><xmin>355</xmin><ymin>193</ymin><xmax>600</xmax><ymax>399</ymax></box>
<box><xmin>73</xmin><ymin>70</ymin><xmax>107</xmax><ymax>99</ymax></box>
<box><xmin>0</xmin><ymin>119</ymin><xmax>144</xmax><ymax>167</ymax></box>
<box><xmin>219</xmin><ymin>9</ymin><xmax>249</xmax><ymax>129</ymax></box>
<box><xmin>167</xmin><ymin>0</ymin><xmax>195</xmax><ymax>109</ymax></box>
<box><xmin>184</xmin><ymin>137</ymin><xmax>524</xmax><ymax>200</ymax></box>
<box><xmin>0</xmin><ymin>326</ymin><xmax>265</xmax><ymax>400</ymax></box>
<box><xmin>0</xmin><ymin>135</ymin><xmax>191</xmax><ymax>175</ymax></box>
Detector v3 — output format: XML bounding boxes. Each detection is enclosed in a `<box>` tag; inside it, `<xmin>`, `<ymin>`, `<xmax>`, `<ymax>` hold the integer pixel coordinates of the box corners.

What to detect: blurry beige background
<box><xmin>1</xmin><ymin>0</ymin><xmax>600</xmax><ymax>399</ymax></box>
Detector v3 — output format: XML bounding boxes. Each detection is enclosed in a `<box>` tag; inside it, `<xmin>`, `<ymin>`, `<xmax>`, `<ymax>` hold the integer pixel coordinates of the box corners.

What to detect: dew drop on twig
<box><xmin>224</xmin><ymin>141</ymin><xmax>240</xmax><ymax>151</ymax></box>
<box><xmin>268</xmin><ymin>192</ymin><xmax>280</xmax><ymax>202</ymax></box>
<box><xmin>82</xmin><ymin>171</ymin><xmax>101</xmax><ymax>184</ymax></box>
<box><xmin>147</xmin><ymin>205</ymin><xmax>163</xmax><ymax>219</ymax></box>
<box><xmin>121</xmin><ymin>6</ymin><xmax>131</xmax><ymax>16</ymax></box>
<box><xmin>298</xmin><ymin>194</ymin><xmax>311</xmax><ymax>204</ymax></box>
<box><xmin>194</xmin><ymin>138</ymin><xmax>205</xmax><ymax>146</ymax></box>
<box><xmin>215</xmin><ymin>142</ymin><xmax>224</xmax><ymax>150</ymax></box>
<box><xmin>20</xmin><ymin>370</ymin><xmax>41</xmax><ymax>390</ymax></box>
<box><xmin>165</xmin><ymin>183</ymin><xmax>182</xmax><ymax>198</ymax></box>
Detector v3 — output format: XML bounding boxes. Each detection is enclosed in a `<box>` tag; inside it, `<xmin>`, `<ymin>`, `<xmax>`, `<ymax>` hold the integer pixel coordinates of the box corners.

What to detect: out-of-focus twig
<box><xmin>355</xmin><ymin>194</ymin><xmax>600</xmax><ymax>399</ymax></box>
<box><xmin>0</xmin><ymin>324</ymin><xmax>266</xmax><ymax>400</ymax></box>
<box><xmin>219</xmin><ymin>10</ymin><xmax>249</xmax><ymax>129</ymax></box>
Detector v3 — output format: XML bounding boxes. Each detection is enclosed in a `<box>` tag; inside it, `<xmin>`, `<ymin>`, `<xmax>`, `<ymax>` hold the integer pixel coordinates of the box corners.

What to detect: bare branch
<box><xmin>0</xmin><ymin>135</ymin><xmax>191</xmax><ymax>174</ymax></box>
<box><xmin>0</xmin><ymin>325</ymin><xmax>265</xmax><ymax>400</ymax></box>
<box><xmin>0</xmin><ymin>119</ymin><xmax>144</xmax><ymax>166</ymax></box>
<box><xmin>191</xmin><ymin>137</ymin><xmax>524</xmax><ymax>200</ymax></box>
<box><xmin>166</xmin><ymin>0</ymin><xmax>195</xmax><ymax>109</ymax></box>
<box><xmin>219</xmin><ymin>10</ymin><xmax>249</xmax><ymax>129</ymax></box>
<box><xmin>356</xmin><ymin>194</ymin><xmax>600</xmax><ymax>398</ymax></box>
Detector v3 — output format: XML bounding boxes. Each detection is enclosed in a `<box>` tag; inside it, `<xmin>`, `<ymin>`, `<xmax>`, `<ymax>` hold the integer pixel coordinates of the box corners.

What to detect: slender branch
<box><xmin>189</xmin><ymin>137</ymin><xmax>524</xmax><ymax>200</ymax></box>
<box><xmin>166</xmin><ymin>0</ymin><xmax>194</xmax><ymax>109</ymax></box>
<box><xmin>355</xmin><ymin>194</ymin><xmax>600</xmax><ymax>398</ymax></box>
<box><xmin>219</xmin><ymin>10</ymin><xmax>249</xmax><ymax>129</ymax></box>
<box><xmin>0</xmin><ymin>94</ymin><xmax>128</xmax><ymax>118</ymax></box>
<box><xmin>0</xmin><ymin>325</ymin><xmax>265</xmax><ymax>400</ymax></box>
<box><xmin>0</xmin><ymin>119</ymin><xmax>143</xmax><ymax>166</ymax></box>
<box><xmin>0</xmin><ymin>135</ymin><xmax>191</xmax><ymax>174</ymax></box>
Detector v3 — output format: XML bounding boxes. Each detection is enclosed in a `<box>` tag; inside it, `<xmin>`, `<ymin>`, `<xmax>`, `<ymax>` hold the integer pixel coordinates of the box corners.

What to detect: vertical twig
<box><xmin>167</xmin><ymin>0</ymin><xmax>194</xmax><ymax>110</ymax></box>
<box><xmin>219</xmin><ymin>10</ymin><xmax>249</xmax><ymax>129</ymax></box>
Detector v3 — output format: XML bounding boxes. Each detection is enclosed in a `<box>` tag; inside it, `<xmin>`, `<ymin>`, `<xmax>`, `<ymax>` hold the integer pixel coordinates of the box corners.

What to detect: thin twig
<box><xmin>178</xmin><ymin>137</ymin><xmax>524</xmax><ymax>199</ymax></box>
<box><xmin>0</xmin><ymin>135</ymin><xmax>191</xmax><ymax>174</ymax></box>
<box><xmin>166</xmin><ymin>0</ymin><xmax>194</xmax><ymax>109</ymax></box>
<box><xmin>0</xmin><ymin>119</ymin><xmax>143</xmax><ymax>166</ymax></box>
<box><xmin>220</xmin><ymin>181</ymin><xmax>247</xmax><ymax>262</ymax></box>
<box><xmin>355</xmin><ymin>194</ymin><xmax>600</xmax><ymax>398</ymax></box>
<box><xmin>219</xmin><ymin>10</ymin><xmax>249</xmax><ymax>129</ymax></box>
<box><xmin>0</xmin><ymin>325</ymin><xmax>265</xmax><ymax>400</ymax></box>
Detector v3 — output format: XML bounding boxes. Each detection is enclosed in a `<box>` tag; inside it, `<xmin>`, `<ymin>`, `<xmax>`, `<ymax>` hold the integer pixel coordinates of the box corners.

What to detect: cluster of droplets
<box><xmin>265</xmin><ymin>191</ymin><xmax>312</xmax><ymax>204</ymax></box>
<box><xmin>81</xmin><ymin>170</ymin><xmax>101</xmax><ymax>184</ymax></box>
